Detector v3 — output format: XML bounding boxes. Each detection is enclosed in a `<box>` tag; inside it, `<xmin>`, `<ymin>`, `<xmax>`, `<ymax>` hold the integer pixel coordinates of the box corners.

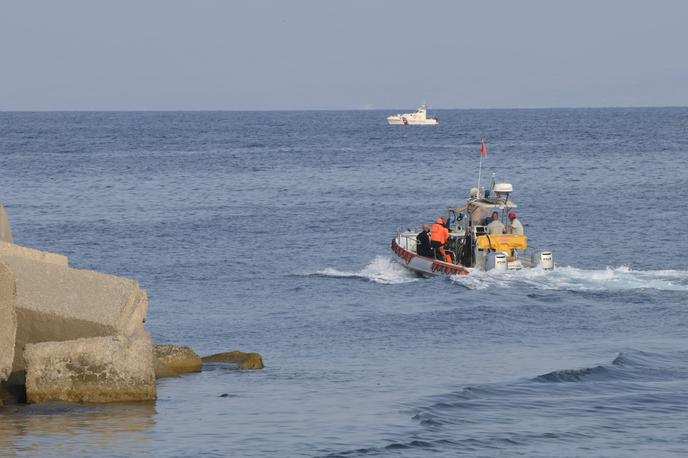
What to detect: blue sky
<box><xmin>1</xmin><ymin>0</ymin><xmax>687</xmax><ymax>110</ymax></box>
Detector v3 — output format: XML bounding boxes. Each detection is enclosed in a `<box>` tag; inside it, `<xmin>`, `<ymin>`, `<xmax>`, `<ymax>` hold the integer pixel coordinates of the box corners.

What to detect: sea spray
<box><xmin>452</xmin><ymin>265</ymin><xmax>688</xmax><ymax>292</ymax></box>
<box><xmin>313</xmin><ymin>256</ymin><xmax>418</xmax><ymax>285</ymax></box>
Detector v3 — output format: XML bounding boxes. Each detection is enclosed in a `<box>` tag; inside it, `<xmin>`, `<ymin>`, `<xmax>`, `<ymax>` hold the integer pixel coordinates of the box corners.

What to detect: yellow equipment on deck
<box><xmin>476</xmin><ymin>234</ymin><xmax>528</xmax><ymax>253</ymax></box>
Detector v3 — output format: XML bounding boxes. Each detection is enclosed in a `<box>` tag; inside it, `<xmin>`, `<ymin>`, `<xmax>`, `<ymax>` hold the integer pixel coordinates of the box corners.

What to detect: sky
<box><xmin>1</xmin><ymin>0</ymin><xmax>687</xmax><ymax>110</ymax></box>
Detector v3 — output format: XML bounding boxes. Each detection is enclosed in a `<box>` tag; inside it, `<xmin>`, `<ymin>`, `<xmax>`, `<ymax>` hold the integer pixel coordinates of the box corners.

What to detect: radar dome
<box><xmin>493</xmin><ymin>183</ymin><xmax>513</xmax><ymax>193</ymax></box>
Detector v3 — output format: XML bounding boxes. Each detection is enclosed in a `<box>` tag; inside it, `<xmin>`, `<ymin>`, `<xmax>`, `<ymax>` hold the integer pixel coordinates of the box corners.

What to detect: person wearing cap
<box><xmin>507</xmin><ymin>211</ymin><xmax>524</xmax><ymax>235</ymax></box>
<box><xmin>486</xmin><ymin>211</ymin><xmax>505</xmax><ymax>235</ymax></box>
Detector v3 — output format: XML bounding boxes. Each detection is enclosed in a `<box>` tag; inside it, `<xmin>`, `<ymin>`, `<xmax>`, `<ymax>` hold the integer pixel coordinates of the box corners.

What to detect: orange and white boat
<box><xmin>387</xmin><ymin>104</ymin><xmax>439</xmax><ymax>125</ymax></box>
<box><xmin>391</xmin><ymin>179</ymin><xmax>554</xmax><ymax>277</ymax></box>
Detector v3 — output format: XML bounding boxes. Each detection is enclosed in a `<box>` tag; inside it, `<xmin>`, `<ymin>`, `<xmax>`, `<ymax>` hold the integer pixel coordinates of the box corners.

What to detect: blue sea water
<box><xmin>0</xmin><ymin>108</ymin><xmax>687</xmax><ymax>457</ymax></box>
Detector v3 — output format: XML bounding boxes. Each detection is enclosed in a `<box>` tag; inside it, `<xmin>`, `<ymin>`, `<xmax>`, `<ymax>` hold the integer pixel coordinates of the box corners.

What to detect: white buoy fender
<box><xmin>495</xmin><ymin>253</ymin><xmax>509</xmax><ymax>272</ymax></box>
<box><xmin>486</xmin><ymin>252</ymin><xmax>508</xmax><ymax>272</ymax></box>
<box><xmin>494</xmin><ymin>253</ymin><xmax>508</xmax><ymax>272</ymax></box>
<box><xmin>540</xmin><ymin>251</ymin><xmax>554</xmax><ymax>270</ymax></box>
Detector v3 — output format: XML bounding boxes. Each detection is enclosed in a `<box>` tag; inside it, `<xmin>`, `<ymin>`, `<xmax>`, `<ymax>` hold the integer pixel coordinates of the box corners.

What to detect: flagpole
<box><xmin>477</xmin><ymin>138</ymin><xmax>484</xmax><ymax>196</ymax></box>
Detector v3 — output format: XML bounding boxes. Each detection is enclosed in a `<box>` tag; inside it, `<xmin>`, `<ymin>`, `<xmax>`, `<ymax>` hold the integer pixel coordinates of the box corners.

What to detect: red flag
<box><xmin>481</xmin><ymin>141</ymin><xmax>487</xmax><ymax>158</ymax></box>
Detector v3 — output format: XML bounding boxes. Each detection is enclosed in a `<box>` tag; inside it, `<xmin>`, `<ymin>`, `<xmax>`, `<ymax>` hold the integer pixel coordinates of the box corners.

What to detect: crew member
<box><xmin>507</xmin><ymin>211</ymin><xmax>524</xmax><ymax>235</ymax></box>
<box><xmin>416</xmin><ymin>224</ymin><xmax>433</xmax><ymax>258</ymax></box>
<box><xmin>455</xmin><ymin>188</ymin><xmax>480</xmax><ymax>213</ymax></box>
<box><xmin>486</xmin><ymin>211</ymin><xmax>505</xmax><ymax>234</ymax></box>
<box><xmin>430</xmin><ymin>216</ymin><xmax>451</xmax><ymax>263</ymax></box>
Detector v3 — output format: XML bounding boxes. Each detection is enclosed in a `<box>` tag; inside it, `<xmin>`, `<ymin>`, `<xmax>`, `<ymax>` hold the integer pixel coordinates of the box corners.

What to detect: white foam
<box><xmin>452</xmin><ymin>265</ymin><xmax>688</xmax><ymax>292</ymax></box>
<box><xmin>314</xmin><ymin>256</ymin><xmax>418</xmax><ymax>285</ymax></box>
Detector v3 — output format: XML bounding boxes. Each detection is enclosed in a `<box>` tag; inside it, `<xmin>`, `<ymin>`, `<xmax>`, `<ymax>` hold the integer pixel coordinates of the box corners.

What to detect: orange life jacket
<box><xmin>430</xmin><ymin>218</ymin><xmax>448</xmax><ymax>244</ymax></box>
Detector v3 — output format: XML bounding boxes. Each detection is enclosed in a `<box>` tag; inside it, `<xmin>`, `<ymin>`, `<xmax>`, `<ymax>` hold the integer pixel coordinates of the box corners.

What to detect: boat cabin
<box><xmin>446</xmin><ymin>182</ymin><xmax>528</xmax><ymax>269</ymax></box>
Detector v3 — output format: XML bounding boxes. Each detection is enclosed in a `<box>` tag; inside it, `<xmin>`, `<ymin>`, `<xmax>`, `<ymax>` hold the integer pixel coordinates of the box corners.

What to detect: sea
<box><xmin>0</xmin><ymin>108</ymin><xmax>687</xmax><ymax>457</ymax></box>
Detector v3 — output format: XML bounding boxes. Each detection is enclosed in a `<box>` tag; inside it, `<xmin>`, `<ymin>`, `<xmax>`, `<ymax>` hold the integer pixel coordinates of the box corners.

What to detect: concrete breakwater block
<box><xmin>0</xmin><ymin>206</ymin><xmax>12</xmax><ymax>243</ymax></box>
<box><xmin>202</xmin><ymin>351</ymin><xmax>265</xmax><ymax>370</ymax></box>
<box><xmin>0</xmin><ymin>261</ymin><xmax>17</xmax><ymax>382</ymax></box>
<box><xmin>153</xmin><ymin>344</ymin><xmax>202</xmax><ymax>376</ymax></box>
<box><xmin>24</xmin><ymin>333</ymin><xmax>157</xmax><ymax>403</ymax></box>
<box><xmin>0</xmin><ymin>241</ymin><xmax>68</xmax><ymax>266</ymax></box>
<box><xmin>2</xmin><ymin>256</ymin><xmax>148</xmax><ymax>374</ymax></box>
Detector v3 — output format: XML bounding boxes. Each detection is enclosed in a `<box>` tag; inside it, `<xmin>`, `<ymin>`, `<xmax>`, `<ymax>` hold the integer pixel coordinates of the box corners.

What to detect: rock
<box><xmin>153</xmin><ymin>345</ymin><xmax>202</xmax><ymax>375</ymax></box>
<box><xmin>0</xmin><ymin>205</ymin><xmax>12</xmax><ymax>243</ymax></box>
<box><xmin>1</xmin><ymin>256</ymin><xmax>148</xmax><ymax>375</ymax></box>
<box><xmin>0</xmin><ymin>241</ymin><xmax>68</xmax><ymax>266</ymax></box>
<box><xmin>24</xmin><ymin>333</ymin><xmax>156</xmax><ymax>404</ymax></box>
<box><xmin>153</xmin><ymin>357</ymin><xmax>179</xmax><ymax>379</ymax></box>
<box><xmin>201</xmin><ymin>351</ymin><xmax>264</xmax><ymax>370</ymax></box>
<box><xmin>0</xmin><ymin>261</ymin><xmax>17</xmax><ymax>382</ymax></box>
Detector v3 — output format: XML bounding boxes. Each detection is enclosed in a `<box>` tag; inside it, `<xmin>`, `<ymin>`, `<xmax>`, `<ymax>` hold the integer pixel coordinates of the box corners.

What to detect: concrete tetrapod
<box><xmin>0</xmin><ymin>241</ymin><xmax>68</xmax><ymax>266</ymax></box>
<box><xmin>1</xmin><ymin>256</ymin><xmax>148</xmax><ymax>378</ymax></box>
<box><xmin>0</xmin><ymin>261</ymin><xmax>17</xmax><ymax>382</ymax></box>
<box><xmin>24</xmin><ymin>332</ymin><xmax>157</xmax><ymax>403</ymax></box>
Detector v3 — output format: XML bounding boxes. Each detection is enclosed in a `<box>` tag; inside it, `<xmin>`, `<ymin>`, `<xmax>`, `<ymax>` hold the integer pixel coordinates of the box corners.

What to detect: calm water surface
<box><xmin>1</xmin><ymin>109</ymin><xmax>687</xmax><ymax>457</ymax></box>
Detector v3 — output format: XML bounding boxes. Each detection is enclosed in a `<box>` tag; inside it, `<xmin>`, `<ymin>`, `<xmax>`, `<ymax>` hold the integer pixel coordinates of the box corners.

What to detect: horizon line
<box><xmin>1</xmin><ymin>104</ymin><xmax>687</xmax><ymax>113</ymax></box>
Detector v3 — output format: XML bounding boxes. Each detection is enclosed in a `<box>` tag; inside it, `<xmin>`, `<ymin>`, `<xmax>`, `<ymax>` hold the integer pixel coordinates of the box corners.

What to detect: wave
<box><xmin>535</xmin><ymin>350</ymin><xmax>688</xmax><ymax>384</ymax></box>
<box><xmin>533</xmin><ymin>363</ymin><xmax>615</xmax><ymax>383</ymax></box>
<box><xmin>311</xmin><ymin>256</ymin><xmax>419</xmax><ymax>285</ymax></box>
<box><xmin>532</xmin><ymin>353</ymin><xmax>636</xmax><ymax>383</ymax></box>
<box><xmin>325</xmin><ymin>350</ymin><xmax>688</xmax><ymax>457</ymax></box>
<box><xmin>320</xmin><ymin>438</ymin><xmax>464</xmax><ymax>457</ymax></box>
<box><xmin>452</xmin><ymin>265</ymin><xmax>688</xmax><ymax>292</ymax></box>
<box><xmin>412</xmin><ymin>350</ymin><xmax>687</xmax><ymax>417</ymax></box>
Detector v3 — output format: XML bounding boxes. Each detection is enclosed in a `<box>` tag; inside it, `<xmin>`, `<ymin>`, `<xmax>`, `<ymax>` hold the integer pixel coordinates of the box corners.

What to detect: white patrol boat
<box><xmin>391</xmin><ymin>179</ymin><xmax>554</xmax><ymax>276</ymax></box>
<box><xmin>387</xmin><ymin>104</ymin><xmax>439</xmax><ymax>125</ymax></box>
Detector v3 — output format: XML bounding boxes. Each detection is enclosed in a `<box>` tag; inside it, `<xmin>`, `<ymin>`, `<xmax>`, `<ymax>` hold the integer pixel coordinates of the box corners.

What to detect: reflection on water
<box><xmin>0</xmin><ymin>402</ymin><xmax>155</xmax><ymax>457</ymax></box>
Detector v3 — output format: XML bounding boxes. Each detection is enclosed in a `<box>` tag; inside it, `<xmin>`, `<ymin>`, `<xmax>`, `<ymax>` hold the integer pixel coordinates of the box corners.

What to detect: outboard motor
<box><xmin>486</xmin><ymin>252</ymin><xmax>508</xmax><ymax>273</ymax></box>
<box><xmin>540</xmin><ymin>251</ymin><xmax>554</xmax><ymax>270</ymax></box>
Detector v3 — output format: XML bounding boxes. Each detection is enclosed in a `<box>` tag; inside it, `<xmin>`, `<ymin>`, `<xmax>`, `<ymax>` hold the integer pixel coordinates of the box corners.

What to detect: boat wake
<box><xmin>313</xmin><ymin>256</ymin><xmax>418</xmax><ymax>285</ymax></box>
<box><xmin>312</xmin><ymin>260</ymin><xmax>688</xmax><ymax>291</ymax></box>
<box><xmin>452</xmin><ymin>265</ymin><xmax>688</xmax><ymax>292</ymax></box>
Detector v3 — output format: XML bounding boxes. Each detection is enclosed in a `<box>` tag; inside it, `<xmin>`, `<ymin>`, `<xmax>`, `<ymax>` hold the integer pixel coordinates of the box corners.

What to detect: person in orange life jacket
<box><xmin>416</xmin><ymin>224</ymin><xmax>434</xmax><ymax>258</ymax></box>
<box><xmin>430</xmin><ymin>216</ymin><xmax>452</xmax><ymax>263</ymax></box>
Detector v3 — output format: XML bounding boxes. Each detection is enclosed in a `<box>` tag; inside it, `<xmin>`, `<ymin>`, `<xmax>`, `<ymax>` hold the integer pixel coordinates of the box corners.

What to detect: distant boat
<box><xmin>387</xmin><ymin>104</ymin><xmax>439</xmax><ymax>125</ymax></box>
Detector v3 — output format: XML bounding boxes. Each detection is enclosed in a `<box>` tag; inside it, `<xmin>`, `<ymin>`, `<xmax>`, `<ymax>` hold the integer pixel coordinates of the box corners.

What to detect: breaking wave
<box><xmin>312</xmin><ymin>256</ymin><xmax>418</xmax><ymax>285</ymax></box>
<box><xmin>452</xmin><ymin>265</ymin><xmax>688</xmax><ymax>292</ymax></box>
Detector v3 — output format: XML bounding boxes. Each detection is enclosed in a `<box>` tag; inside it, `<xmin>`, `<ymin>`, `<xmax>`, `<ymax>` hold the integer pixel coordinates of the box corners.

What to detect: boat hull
<box><xmin>387</xmin><ymin>116</ymin><xmax>438</xmax><ymax>125</ymax></box>
<box><xmin>391</xmin><ymin>239</ymin><xmax>470</xmax><ymax>277</ymax></box>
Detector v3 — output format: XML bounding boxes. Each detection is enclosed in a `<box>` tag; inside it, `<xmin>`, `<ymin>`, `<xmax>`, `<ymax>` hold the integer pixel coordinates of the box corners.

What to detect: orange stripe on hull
<box><xmin>391</xmin><ymin>239</ymin><xmax>469</xmax><ymax>276</ymax></box>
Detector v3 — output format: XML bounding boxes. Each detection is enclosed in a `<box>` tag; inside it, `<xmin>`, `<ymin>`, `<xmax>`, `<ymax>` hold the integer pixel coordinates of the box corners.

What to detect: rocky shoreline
<box><xmin>0</xmin><ymin>205</ymin><xmax>262</xmax><ymax>406</ymax></box>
